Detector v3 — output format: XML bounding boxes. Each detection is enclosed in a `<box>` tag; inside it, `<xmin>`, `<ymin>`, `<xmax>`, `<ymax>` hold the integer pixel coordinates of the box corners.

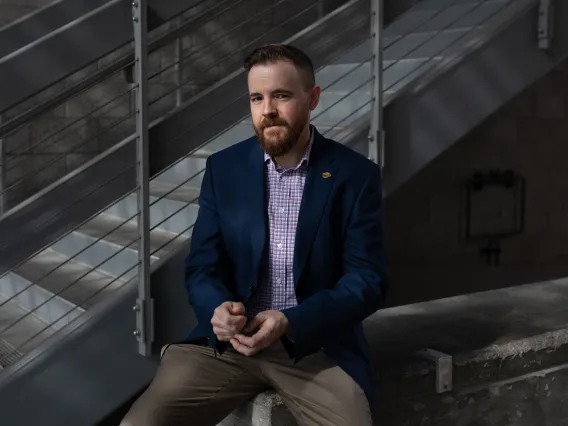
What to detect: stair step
<box><xmin>104</xmin><ymin>183</ymin><xmax>200</xmax><ymax>237</ymax></box>
<box><xmin>13</xmin><ymin>249</ymin><xmax>126</xmax><ymax>311</ymax></box>
<box><xmin>154</xmin><ymin>156</ymin><xmax>207</xmax><ymax>188</ymax></box>
<box><xmin>192</xmin><ymin>122</ymin><xmax>255</xmax><ymax>158</ymax></box>
<box><xmin>149</xmin><ymin>180</ymin><xmax>200</xmax><ymax>204</ymax></box>
<box><xmin>0</xmin><ymin>269</ymin><xmax>82</xmax><ymax>330</ymax></box>
<box><xmin>0</xmin><ymin>293</ymin><xmax>58</xmax><ymax>366</ymax></box>
<box><xmin>51</xmin><ymin>212</ymin><xmax>189</xmax><ymax>280</ymax></box>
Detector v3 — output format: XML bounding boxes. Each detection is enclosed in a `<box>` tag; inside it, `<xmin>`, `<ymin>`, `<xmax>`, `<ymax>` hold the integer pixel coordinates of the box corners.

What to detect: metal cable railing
<box><xmin>0</xmin><ymin>64</ymin><xmax>373</xmax><ymax>360</ymax></box>
<box><xmin>0</xmin><ymin>47</ymin><xmax>370</xmax><ymax>315</ymax></box>
<box><xmin>0</xmin><ymin>186</ymin><xmax>201</xmax><ymax>348</ymax></box>
<box><xmin>148</xmin><ymin>0</ymin><xmax>327</xmax><ymax>111</ymax></box>
<box><xmin>160</xmin><ymin>9</ymin><xmax>372</xmax><ymax>154</ymax></box>
<box><xmin>0</xmin><ymin>0</ymin><xmax>222</xmax><ymax>120</ymax></box>
<box><xmin>0</xmin><ymin>0</ymin><xmax>524</xmax><ymax>368</ymax></box>
<box><xmin>0</xmin><ymin>1</ymin><xmax>370</xmax><ymax>365</ymax></box>
<box><xmin>0</xmin><ymin>0</ymin><xmax>329</xmax><ymax>212</ymax></box>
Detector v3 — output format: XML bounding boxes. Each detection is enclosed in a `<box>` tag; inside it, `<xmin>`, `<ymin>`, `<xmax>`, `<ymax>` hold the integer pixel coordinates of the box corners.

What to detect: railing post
<box><xmin>132</xmin><ymin>0</ymin><xmax>154</xmax><ymax>357</ymax></box>
<box><xmin>175</xmin><ymin>17</ymin><xmax>184</xmax><ymax>107</ymax></box>
<box><xmin>369</xmin><ymin>0</ymin><xmax>384</xmax><ymax>169</ymax></box>
<box><xmin>0</xmin><ymin>114</ymin><xmax>4</xmax><ymax>216</ymax></box>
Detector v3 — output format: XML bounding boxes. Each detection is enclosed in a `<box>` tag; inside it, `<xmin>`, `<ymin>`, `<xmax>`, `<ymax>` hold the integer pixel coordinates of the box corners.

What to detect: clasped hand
<box><xmin>211</xmin><ymin>302</ymin><xmax>289</xmax><ymax>356</ymax></box>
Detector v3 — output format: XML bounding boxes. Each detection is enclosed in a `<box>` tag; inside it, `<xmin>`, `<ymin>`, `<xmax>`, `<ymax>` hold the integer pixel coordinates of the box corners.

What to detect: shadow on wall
<box><xmin>383</xmin><ymin>56</ymin><xmax>568</xmax><ymax>307</ymax></box>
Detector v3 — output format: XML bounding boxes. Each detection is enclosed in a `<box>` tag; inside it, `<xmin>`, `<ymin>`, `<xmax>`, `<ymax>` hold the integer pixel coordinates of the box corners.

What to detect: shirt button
<box><xmin>277</xmin><ymin>243</ymin><xmax>283</xmax><ymax>249</ymax></box>
<box><xmin>280</xmin><ymin>208</ymin><xmax>285</xmax><ymax>213</ymax></box>
<box><xmin>276</xmin><ymin>278</ymin><xmax>282</xmax><ymax>284</ymax></box>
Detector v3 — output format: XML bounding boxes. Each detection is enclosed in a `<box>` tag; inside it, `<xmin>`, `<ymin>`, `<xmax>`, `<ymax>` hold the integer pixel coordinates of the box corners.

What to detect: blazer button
<box><xmin>249</xmin><ymin>284</ymin><xmax>254</xmax><ymax>291</ymax></box>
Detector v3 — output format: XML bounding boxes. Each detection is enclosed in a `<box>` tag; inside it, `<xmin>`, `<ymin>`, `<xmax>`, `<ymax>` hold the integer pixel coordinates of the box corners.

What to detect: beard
<box><xmin>254</xmin><ymin>116</ymin><xmax>307</xmax><ymax>157</ymax></box>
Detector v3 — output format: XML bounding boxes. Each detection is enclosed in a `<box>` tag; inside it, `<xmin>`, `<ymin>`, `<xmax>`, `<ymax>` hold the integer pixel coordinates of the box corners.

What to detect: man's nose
<box><xmin>263</xmin><ymin>99</ymin><xmax>277</xmax><ymax>116</ymax></box>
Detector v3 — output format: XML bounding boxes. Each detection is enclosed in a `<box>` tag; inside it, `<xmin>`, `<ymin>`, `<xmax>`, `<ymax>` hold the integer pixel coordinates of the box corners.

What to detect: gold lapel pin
<box><xmin>322</xmin><ymin>172</ymin><xmax>332</xmax><ymax>179</ymax></box>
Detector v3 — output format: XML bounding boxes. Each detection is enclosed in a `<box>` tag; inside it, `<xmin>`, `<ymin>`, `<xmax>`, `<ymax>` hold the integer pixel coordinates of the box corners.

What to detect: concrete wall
<box><xmin>385</xmin><ymin>57</ymin><xmax>568</xmax><ymax>307</ymax></box>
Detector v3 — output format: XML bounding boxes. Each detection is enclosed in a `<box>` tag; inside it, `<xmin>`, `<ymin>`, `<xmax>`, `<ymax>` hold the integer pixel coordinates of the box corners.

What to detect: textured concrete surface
<box><xmin>219</xmin><ymin>277</ymin><xmax>568</xmax><ymax>425</ymax></box>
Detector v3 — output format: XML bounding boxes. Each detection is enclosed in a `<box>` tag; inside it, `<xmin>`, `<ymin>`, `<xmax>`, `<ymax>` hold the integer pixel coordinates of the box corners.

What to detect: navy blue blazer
<box><xmin>184</xmin><ymin>127</ymin><xmax>387</xmax><ymax>404</ymax></box>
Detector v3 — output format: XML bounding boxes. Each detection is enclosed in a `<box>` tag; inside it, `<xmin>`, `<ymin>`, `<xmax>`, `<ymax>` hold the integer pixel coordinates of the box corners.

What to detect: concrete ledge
<box><xmin>218</xmin><ymin>391</ymin><xmax>296</xmax><ymax>426</ymax></box>
<box><xmin>219</xmin><ymin>278</ymin><xmax>568</xmax><ymax>425</ymax></box>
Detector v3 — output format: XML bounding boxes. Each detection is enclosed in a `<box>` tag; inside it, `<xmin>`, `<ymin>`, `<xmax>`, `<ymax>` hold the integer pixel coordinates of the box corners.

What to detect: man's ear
<box><xmin>310</xmin><ymin>85</ymin><xmax>321</xmax><ymax>111</ymax></box>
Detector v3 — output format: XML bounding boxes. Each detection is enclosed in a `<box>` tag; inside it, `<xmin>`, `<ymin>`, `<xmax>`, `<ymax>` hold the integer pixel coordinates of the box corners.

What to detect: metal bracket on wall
<box><xmin>416</xmin><ymin>348</ymin><xmax>453</xmax><ymax>393</ymax></box>
<box><xmin>538</xmin><ymin>0</ymin><xmax>554</xmax><ymax>50</ymax></box>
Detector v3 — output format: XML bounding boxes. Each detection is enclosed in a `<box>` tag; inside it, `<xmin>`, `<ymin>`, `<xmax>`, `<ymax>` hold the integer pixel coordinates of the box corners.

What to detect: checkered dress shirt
<box><xmin>246</xmin><ymin>126</ymin><xmax>315</xmax><ymax>318</ymax></box>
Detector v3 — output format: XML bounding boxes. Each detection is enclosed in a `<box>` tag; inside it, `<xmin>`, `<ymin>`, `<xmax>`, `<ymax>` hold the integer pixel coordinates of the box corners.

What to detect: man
<box><xmin>121</xmin><ymin>44</ymin><xmax>387</xmax><ymax>426</ymax></box>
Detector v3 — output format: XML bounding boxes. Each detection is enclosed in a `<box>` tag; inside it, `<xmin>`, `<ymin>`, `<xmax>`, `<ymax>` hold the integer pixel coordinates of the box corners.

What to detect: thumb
<box><xmin>230</xmin><ymin>302</ymin><xmax>245</xmax><ymax>316</ymax></box>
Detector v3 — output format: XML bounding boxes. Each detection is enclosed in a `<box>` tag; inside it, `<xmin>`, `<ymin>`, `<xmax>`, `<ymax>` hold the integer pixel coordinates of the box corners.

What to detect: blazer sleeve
<box><xmin>185</xmin><ymin>156</ymin><xmax>235</xmax><ymax>348</ymax></box>
<box><xmin>282</xmin><ymin>165</ymin><xmax>387</xmax><ymax>358</ymax></box>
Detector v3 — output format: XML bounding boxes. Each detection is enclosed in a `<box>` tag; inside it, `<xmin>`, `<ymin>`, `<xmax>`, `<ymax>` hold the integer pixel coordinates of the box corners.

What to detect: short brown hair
<box><xmin>244</xmin><ymin>44</ymin><xmax>315</xmax><ymax>88</ymax></box>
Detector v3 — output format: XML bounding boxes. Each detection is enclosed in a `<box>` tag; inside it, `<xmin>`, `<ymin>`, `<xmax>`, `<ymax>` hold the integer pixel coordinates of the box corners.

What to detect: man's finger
<box><xmin>230</xmin><ymin>338</ymin><xmax>260</xmax><ymax>356</ymax></box>
<box><xmin>212</xmin><ymin>314</ymin><xmax>246</xmax><ymax>332</ymax></box>
<box><xmin>242</xmin><ymin>317</ymin><xmax>262</xmax><ymax>334</ymax></box>
<box><xmin>213</xmin><ymin>327</ymin><xmax>234</xmax><ymax>341</ymax></box>
<box><xmin>211</xmin><ymin>318</ymin><xmax>236</xmax><ymax>332</ymax></box>
<box><xmin>226</xmin><ymin>314</ymin><xmax>246</xmax><ymax>326</ymax></box>
<box><xmin>230</xmin><ymin>302</ymin><xmax>245</xmax><ymax>315</ymax></box>
<box><xmin>234</xmin><ymin>327</ymin><xmax>270</xmax><ymax>348</ymax></box>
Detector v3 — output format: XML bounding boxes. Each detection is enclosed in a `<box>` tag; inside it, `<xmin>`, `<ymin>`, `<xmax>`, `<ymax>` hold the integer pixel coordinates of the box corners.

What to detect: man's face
<box><xmin>248</xmin><ymin>60</ymin><xmax>320</xmax><ymax>157</ymax></box>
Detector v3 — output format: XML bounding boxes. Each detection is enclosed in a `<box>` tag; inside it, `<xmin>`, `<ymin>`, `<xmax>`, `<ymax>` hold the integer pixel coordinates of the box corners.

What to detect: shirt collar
<box><xmin>264</xmin><ymin>125</ymin><xmax>314</xmax><ymax>170</ymax></box>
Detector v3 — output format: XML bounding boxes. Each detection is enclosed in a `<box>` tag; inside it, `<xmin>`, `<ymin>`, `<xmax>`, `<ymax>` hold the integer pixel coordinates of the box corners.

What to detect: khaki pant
<box><xmin>120</xmin><ymin>341</ymin><xmax>372</xmax><ymax>426</ymax></box>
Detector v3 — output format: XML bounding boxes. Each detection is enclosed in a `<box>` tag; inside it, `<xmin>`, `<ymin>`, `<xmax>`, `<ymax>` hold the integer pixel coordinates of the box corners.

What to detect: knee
<box><xmin>119</xmin><ymin>397</ymin><xmax>163</xmax><ymax>426</ymax></box>
<box><xmin>120</xmin><ymin>409</ymin><xmax>161</xmax><ymax>426</ymax></box>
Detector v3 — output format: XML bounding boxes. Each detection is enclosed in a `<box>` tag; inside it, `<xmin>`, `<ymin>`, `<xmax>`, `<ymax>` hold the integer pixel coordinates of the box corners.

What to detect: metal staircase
<box><xmin>0</xmin><ymin>0</ymin><xmax>567</xmax><ymax>424</ymax></box>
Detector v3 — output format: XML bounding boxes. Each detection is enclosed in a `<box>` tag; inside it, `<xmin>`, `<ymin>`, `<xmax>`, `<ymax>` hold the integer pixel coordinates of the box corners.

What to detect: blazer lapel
<box><xmin>247</xmin><ymin>143</ymin><xmax>267</xmax><ymax>287</ymax></box>
<box><xmin>294</xmin><ymin>131</ymin><xmax>338</xmax><ymax>286</ymax></box>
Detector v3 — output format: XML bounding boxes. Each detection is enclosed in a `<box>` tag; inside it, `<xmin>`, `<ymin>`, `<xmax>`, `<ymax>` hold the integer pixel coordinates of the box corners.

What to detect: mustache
<box><xmin>259</xmin><ymin>117</ymin><xmax>289</xmax><ymax>130</ymax></box>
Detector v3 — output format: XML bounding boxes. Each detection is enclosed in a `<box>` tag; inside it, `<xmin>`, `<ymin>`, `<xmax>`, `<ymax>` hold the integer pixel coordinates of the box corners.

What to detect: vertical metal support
<box><xmin>369</xmin><ymin>0</ymin><xmax>384</xmax><ymax>169</ymax></box>
<box><xmin>174</xmin><ymin>17</ymin><xmax>184</xmax><ymax>107</ymax></box>
<box><xmin>132</xmin><ymin>0</ymin><xmax>154</xmax><ymax>357</ymax></box>
<box><xmin>538</xmin><ymin>0</ymin><xmax>554</xmax><ymax>50</ymax></box>
<box><xmin>0</xmin><ymin>115</ymin><xmax>5</xmax><ymax>216</ymax></box>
